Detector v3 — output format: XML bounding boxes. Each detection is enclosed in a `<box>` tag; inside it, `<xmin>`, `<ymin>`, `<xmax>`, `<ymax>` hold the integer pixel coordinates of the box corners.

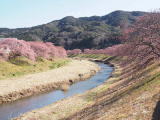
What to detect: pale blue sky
<box><xmin>0</xmin><ymin>0</ymin><xmax>159</xmax><ymax>28</ymax></box>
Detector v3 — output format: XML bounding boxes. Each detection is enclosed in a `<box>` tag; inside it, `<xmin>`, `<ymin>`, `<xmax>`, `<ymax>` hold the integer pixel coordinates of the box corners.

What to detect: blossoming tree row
<box><xmin>0</xmin><ymin>38</ymin><xmax>67</xmax><ymax>61</ymax></box>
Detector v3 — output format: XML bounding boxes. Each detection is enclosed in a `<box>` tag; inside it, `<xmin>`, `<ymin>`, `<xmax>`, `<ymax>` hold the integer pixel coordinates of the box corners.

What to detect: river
<box><xmin>0</xmin><ymin>62</ymin><xmax>113</xmax><ymax>120</ymax></box>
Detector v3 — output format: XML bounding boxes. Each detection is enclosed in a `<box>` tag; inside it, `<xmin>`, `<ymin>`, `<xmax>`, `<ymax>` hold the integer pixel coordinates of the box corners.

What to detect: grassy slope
<box><xmin>0</xmin><ymin>57</ymin><xmax>70</xmax><ymax>80</ymax></box>
<box><xmin>98</xmin><ymin>62</ymin><xmax>160</xmax><ymax>120</ymax></box>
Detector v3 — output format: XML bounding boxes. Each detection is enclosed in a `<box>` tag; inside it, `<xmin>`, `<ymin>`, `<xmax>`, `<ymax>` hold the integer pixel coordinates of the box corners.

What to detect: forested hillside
<box><xmin>0</xmin><ymin>10</ymin><xmax>146</xmax><ymax>49</ymax></box>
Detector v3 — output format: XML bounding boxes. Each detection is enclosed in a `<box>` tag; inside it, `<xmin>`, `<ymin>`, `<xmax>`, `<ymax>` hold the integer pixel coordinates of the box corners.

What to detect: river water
<box><xmin>0</xmin><ymin>62</ymin><xmax>113</xmax><ymax>120</ymax></box>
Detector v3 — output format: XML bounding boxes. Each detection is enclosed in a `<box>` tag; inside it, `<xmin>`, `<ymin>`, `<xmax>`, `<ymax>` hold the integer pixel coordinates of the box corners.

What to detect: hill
<box><xmin>0</xmin><ymin>10</ymin><xmax>146</xmax><ymax>49</ymax></box>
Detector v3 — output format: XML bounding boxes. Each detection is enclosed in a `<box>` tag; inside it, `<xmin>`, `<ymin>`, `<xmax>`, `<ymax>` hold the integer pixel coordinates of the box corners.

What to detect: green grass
<box><xmin>49</xmin><ymin>59</ymin><xmax>70</xmax><ymax>69</ymax></box>
<box><xmin>69</xmin><ymin>54</ymin><xmax>110</xmax><ymax>60</ymax></box>
<box><xmin>0</xmin><ymin>57</ymin><xmax>70</xmax><ymax>80</ymax></box>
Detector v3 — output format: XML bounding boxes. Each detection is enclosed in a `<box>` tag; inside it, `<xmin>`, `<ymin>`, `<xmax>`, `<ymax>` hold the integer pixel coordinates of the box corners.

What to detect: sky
<box><xmin>0</xmin><ymin>0</ymin><xmax>159</xmax><ymax>28</ymax></box>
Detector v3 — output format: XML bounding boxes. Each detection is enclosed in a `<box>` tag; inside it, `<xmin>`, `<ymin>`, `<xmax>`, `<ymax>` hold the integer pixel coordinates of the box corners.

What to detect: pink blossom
<box><xmin>0</xmin><ymin>38</ymin><xmax>67</xmax><ymax>61</ymax></box>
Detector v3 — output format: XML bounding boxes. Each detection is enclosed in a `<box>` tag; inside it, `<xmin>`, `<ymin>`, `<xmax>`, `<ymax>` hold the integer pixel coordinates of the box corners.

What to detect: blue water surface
<box><xmin>0</xmin><ymin>62</ymin><xmax>113</xmax><ymax>120</ymax></box>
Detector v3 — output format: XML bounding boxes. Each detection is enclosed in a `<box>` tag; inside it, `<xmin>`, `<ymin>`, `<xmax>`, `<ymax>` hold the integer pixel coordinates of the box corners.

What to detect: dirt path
<box><xmin>0</xmin><ymin>60</ymin><xmax>99</xmax><ymax>104</ymax></box>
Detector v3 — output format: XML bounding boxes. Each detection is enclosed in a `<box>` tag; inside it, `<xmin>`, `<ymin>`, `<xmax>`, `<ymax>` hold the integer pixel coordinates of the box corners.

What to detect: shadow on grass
<box><xmin>152</xmin><ymin>101</ymin><xmax>160</xmax><ymax>120</ymax></box>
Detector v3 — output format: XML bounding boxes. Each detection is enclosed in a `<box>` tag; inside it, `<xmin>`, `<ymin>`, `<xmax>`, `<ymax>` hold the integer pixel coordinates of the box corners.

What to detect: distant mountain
<box><xmin>0</xmin><ymin>10</ymin><xmax>147</xmax><ymax>49</ymax></box>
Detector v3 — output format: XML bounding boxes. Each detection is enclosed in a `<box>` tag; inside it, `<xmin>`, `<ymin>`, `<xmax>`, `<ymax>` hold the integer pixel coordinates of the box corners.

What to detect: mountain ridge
<box><xmin>0</xmin><ymin>10</ymin><xmax>147</xmax><ymax>49</ymax></box>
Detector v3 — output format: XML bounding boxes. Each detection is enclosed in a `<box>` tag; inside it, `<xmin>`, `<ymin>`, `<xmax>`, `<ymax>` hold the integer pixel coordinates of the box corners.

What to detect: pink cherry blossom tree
<box><xmin>0</xmin><ymin>38</ymin><xmax>67</xmax><ymax>61</ymax></box>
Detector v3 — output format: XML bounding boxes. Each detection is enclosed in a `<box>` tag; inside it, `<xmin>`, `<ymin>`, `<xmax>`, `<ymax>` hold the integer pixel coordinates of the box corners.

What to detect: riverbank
<box><xmin>66</xmin><ymin>59</ymin><xmax>160</xmax><ymax>120</ymax></box>
<box><xmin>0</xmin><ymin>60</ymin><xmax>99</xmax><ymax>104</ymax></box>
<box><xmin>15</xmin><ymin>56</ymin><xmax>160</xmax><ymax>120</ymax></box>
<box><xmin>14</xmin><ymin>60</ymin><xmax>119</xmax><ymax>120</ymax></box>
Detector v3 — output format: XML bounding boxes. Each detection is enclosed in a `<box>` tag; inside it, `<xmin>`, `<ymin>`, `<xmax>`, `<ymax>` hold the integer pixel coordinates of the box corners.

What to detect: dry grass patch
<box><xmin>96</xmin><ymin>62</ymin><xmax>160</xmax><ymax>120</ymax></box>
<box><xmin>0</xmin><ymin>57</ymin><xmax>70</xmax><ymax>80</ymax></box>
<box><xmin>0</xmin><ymin>60</ymin><xmax>99</xmax><ymax>104</ymax></box>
